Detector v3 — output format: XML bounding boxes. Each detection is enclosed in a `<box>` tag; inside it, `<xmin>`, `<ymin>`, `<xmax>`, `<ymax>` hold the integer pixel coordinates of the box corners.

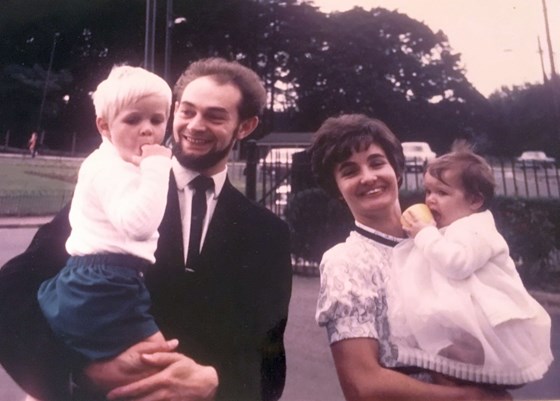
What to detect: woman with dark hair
<box><xmin>311</xmin><ymin>114</ymin><xmax>511</xmax><ymax>401</ymax></box>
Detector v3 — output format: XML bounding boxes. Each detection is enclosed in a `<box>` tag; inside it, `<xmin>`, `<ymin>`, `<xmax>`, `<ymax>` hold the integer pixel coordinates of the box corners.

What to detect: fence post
<box><xmin>71</xmin><ymin>132</ymin><xmax>77</xmax><ymax>156</ymax></box>
<box><xmin>245</xmin><ymin>139</ymin><xmax>257</xmax><ymax>201</ymax></box>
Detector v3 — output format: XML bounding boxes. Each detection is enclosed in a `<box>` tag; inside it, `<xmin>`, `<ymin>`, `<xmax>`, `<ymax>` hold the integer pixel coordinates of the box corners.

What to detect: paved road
<box><xmin>0</xmin><ymin>227</ymin><xmax>558</xmax><ymax>401</ymax></box>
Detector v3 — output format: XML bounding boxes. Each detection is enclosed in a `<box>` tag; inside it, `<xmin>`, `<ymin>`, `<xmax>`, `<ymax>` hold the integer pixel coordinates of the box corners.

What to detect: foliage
<box><xmin>284</xmin><ymin>188</ymin><xmax>353</xmax><ymax>262</ymax></box>
<box><xmin>0</xmin><ymin>0</ymin><xmax>146</xmax><ymax>151</ymax></box>
<box><xmin>1</xmin><ymin>0</ymin><xmax>557</xmax><ymax>158</ymax></box>
<box><xmin>1</xmin><ymin>0</ymin><xmax>488</xmax><ymax>152</ymax></box>
<box><xmin>488</xmin><ymin>82</ymin><xmax>560</xmax><ymax>158</ymax></box>
<box><xmin>492</xmin><ymin>197</ymin><xmax>560</xmax><ymax>290</ymax></box>
<box><xmin>286</xmin><ymin>188</ymin><xmax>560</xmax><ymax>291</ymax></box>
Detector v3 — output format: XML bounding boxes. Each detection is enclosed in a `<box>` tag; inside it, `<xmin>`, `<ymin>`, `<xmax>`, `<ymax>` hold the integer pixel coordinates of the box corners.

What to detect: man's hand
<box><xmin>82</xmin><ymin>337</ymin><xmax>179</xmax><ymax>395</ymax></box>
<box><xmin>106</xmin><ymin>352</ymin><xmax>218</xmax><ymax>401</ymax></box>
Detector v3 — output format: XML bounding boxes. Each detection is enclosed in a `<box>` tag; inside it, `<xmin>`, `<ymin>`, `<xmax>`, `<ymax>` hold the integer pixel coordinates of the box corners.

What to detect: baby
<box><xmin>389</xmin><ymin>147</ymin><xmax>553</xmax><ymax>386</ymax></box>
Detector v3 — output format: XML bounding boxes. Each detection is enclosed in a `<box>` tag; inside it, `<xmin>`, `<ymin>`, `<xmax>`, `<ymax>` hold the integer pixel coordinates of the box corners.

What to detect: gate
<box><xmin>244</xmin><ymin>144</ymin><xmax>560</xmax><ymax>219</ymax></box>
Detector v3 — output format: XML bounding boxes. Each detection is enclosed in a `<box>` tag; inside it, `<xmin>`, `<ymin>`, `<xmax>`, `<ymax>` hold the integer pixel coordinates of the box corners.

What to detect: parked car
<box><xmin>401</xmin><ymin>141</ymin><xmax>436</xmax><ymax>172</ymax></box>
<box><xmin>260</xmin><ymin>147</ymin><xmax>302</xmax><ymax>165</ymax></box>
<box><xmin>259</xmin><ymin>147</ymin><xmax>302</xmax><ymax>176</ymax></box>
<box><xmin>516</xmin><ymin>151</ymin><xmax>556</xmax><ymax>169</ymax></box>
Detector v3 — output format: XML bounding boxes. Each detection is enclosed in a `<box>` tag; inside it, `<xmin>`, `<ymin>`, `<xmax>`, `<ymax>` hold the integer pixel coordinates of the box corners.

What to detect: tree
<box><xmin>488</xmin><ymin>83</ymin><xmax>559</xmax><ymax>158</ymax></box>
<box><xmin>0</xmin><ymin>0</ymin><xmax>507</xmax><ymax>156</ymax></box>
<box><xmin>1</xmin><ymin>0</ymin><xmax>146</xmax><ymax>151</ymax></box>
<box><xmin>284</xmin><ymin>7</ymin><xmax>491</xmax><ymax>153</ymax></box>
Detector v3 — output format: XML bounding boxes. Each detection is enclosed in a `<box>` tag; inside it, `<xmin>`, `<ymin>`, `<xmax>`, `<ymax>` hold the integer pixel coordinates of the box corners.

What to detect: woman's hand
<box><xmin>106</xmin><ymin>352</ymin><xmax>218</xmax><ymax>401</ymax></box>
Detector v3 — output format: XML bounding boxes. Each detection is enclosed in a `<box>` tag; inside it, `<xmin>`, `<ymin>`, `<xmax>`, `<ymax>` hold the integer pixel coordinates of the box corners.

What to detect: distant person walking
<box><xmin>28</xmin><ymin>131</ymin><xmax>38</xmax><ymax>158</ymax></box>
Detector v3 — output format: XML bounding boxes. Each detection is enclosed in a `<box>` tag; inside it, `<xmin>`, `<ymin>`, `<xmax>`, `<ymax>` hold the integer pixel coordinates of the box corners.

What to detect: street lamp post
<box><xmin>37</xmin><ymin>32</ymin><xmax>60</xmax><ymax>142</ymax></box>
<box><xmin>144</xmin><ymin>0</ymin><xmax>157</xmax><ymax>71</ymax></box>
<box><xmin>164</xmin><ymin>0</ymin><xmax>173</xmax><ymax>83</ymax></box>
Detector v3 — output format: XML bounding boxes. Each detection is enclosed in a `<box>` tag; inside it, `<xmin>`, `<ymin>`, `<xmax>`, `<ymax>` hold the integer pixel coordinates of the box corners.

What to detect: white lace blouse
<box><xmin>315</xmin><ymin>224</ymin><xmax>405</xmax><ymax>368</ymax></box>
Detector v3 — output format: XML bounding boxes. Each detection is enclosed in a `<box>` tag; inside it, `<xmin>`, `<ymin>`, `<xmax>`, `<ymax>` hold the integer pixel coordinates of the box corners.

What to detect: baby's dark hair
<box><xmin>310</xmin><ymin>114</ymin><xmax>404</xmax><ymax>197</ymax></box>
<box><xmin>426</xmin><ymin>143</ymin><xmax>495</xmax><ymax>210</ymax></box>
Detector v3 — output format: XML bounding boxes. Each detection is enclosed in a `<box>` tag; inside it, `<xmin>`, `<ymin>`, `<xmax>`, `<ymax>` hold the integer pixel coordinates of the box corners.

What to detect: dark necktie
<box><xmin>186</xmin><ymin>175</ymin><xmax>214</xmax><ymax>271</ymax></box>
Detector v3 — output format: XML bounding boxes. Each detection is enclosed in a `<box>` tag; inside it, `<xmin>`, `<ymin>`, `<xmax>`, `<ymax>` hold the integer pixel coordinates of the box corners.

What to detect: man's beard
<box><xmin>172</xmin><ymin>129</ymin><xmax>237</xmax><ymax>171</ymax></box>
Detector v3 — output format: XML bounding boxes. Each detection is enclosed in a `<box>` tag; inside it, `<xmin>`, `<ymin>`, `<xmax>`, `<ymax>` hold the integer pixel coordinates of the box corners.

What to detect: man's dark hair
<box><xmin>174</xmin><ymin>57</ymin><xmax>267</xmax><ymax>120</ymax></box>
<box><xmin>310</xmin><ymin>114</ymin><xmax>404</xmax><ymax>197</ymax></box>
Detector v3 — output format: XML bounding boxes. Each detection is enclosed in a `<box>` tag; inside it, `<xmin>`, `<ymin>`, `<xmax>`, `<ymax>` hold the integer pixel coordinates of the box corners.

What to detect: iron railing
<box><xmin>253</xmin><ymin>155</ymin><xmax>560</xmax><ymax>217</ymax></box>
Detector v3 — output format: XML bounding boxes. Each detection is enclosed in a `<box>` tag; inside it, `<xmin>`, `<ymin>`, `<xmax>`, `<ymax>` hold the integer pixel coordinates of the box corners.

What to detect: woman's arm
<box><xmin>331</xmin><ymin>338</ymin><xmax>511</xmax><ymax>401</ymax></box>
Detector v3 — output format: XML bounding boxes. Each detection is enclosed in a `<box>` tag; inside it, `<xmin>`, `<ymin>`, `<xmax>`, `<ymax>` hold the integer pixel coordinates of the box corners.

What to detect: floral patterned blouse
<box><xmin>315</xmin><ymin>223</ymin><xmax>404</xmax><ymax>368</ymax></box>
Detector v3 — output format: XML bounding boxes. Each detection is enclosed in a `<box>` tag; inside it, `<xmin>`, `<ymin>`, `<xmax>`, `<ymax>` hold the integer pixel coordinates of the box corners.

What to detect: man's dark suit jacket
<box><xmin>0</xmin><ymin>175</ymin><xmax>293</xmax><ymax>401</ymax></box>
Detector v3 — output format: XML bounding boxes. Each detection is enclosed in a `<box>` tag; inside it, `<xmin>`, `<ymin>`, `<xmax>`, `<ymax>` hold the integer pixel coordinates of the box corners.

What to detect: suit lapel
<box><xmin>154</xmin><ymin>173</ymin><xmax>184</xmax><ymax>271</ymax></box>
<box><xmin>202</xmin><ymin>179</ymin><xmax>239</xmax><ymax>254</ymax></box>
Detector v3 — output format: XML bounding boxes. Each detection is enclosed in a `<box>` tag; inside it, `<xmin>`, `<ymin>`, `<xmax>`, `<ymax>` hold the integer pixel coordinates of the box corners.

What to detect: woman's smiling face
<box><xmin>334</xmin><ymin>143</ymin><xmax>400</xmax><ymax>227</ymax></box>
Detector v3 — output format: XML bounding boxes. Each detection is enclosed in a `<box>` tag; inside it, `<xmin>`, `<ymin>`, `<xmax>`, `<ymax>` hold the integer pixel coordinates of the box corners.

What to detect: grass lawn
<box><xmin>0</xmin><ymin>155</ymin><xmax>82</xmax><ymax>193</ymax></box>
<box><xmin>0</xmin><ymin>155</ymin><xmax>82</xmax><ymax>216</ymax></box>
<box><xmin>0</xmin><ymin>154</ymin><xmax>249</xmax><ymax>216</ymax></box>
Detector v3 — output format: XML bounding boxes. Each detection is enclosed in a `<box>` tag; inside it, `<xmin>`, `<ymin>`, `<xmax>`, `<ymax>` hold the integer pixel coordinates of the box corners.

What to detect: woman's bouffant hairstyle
<box><xmin>426</xmin><ymin>142</ymin><xmax>495</xmax><ymax>210</ymax></box>
<box><xmin>309</xmin><ymin>114</ymin><xmax>404</xmax><ymax>197</ymax></box>
<box><xmin>173</xmin><ymin>57</ymin><xmax>267</xmax><ymax>120</ymax></box>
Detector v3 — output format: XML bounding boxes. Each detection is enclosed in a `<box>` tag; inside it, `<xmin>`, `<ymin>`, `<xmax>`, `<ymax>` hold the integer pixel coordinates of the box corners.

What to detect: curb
<box><xmin>0</xmin><ymin>216</ymin><xmax>54</xmax><ymax>229</ymax></box>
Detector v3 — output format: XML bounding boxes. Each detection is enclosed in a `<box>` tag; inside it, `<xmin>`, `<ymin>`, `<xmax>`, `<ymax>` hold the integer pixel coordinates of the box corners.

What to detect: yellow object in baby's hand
<box><xmin>401</xmin><ymin>203</ymin><xmax>433</xmax><ymax>230</ymax></box>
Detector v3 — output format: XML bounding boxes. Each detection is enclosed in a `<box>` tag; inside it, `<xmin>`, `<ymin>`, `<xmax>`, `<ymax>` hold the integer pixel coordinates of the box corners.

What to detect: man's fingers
<box><xmin>105</xmin><ymin>355</ymin><xmax>184</xmax><ymax>400</ymax></box>
<box><xmin>133</xmin><ymin>338</ymin><xmax>179</xmax><ymax>355</ymax></box>
<box><xmin>106</xmin><ymin>374</ymin><xmax>157</xmax><ymax>400</ymax></box>
<box><xmin>141</xmin><ymin>351</ymin><xmax>189</xmax><ymax>368</ymax></box>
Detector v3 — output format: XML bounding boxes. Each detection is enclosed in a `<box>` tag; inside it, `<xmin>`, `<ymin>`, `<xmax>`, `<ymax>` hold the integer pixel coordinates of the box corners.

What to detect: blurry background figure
<box><xmin>28</xmin><ymin>132</ymin><xmax>38</xmax><ymax>158</ymax></box>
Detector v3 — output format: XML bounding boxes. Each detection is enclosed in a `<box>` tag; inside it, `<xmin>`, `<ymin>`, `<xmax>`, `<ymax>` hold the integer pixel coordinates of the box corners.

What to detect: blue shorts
<box><xmin>37</xmin><ymin>254</ymin><xmax>159</xmax><ymax>361</ymax></box>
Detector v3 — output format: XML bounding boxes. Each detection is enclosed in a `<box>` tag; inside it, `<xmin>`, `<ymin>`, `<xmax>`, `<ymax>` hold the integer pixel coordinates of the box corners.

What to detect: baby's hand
<box><xmin>141</xmin><ymin>144</ymin><xmax>172</xmax><ymax>159</ymax></box>
<box><xmin>130</xmin><ymin>144</ymin><xmax>171</xmax><ymax>165</ymax></box>
<box><xmin>401</xmin><ymin>204</ymin><xmax>435</xmax><ymax>238</ymax></box>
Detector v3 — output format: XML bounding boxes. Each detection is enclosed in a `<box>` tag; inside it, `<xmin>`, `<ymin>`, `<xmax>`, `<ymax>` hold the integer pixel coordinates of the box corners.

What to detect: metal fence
<box><xmin>2</xmin><ymin>155</ymin><xmax>558</xmax><ymax>218</ymax></box>
<box><xmin>254</xmin><ymin>156</ymin><xmax>560</xmax><ymax>217</ymax></box>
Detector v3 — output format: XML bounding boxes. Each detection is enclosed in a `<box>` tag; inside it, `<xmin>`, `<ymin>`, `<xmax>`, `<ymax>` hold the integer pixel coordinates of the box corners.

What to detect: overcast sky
<box><xmin>309</xmin><ymin>0</ymin><xmax>560</xmax><ymax>96</ymax></box>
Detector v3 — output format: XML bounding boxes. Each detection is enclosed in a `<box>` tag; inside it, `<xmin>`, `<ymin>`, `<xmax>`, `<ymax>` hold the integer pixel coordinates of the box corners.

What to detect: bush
<box><xmin>284</xmin><ymin>188</ymin><xmax>353</xmax><ymax>263</ymax></box>
<box><xmin>492</xmin><ymin>197</ymin><xmax>560</xmax><ymax>291</ymax></box>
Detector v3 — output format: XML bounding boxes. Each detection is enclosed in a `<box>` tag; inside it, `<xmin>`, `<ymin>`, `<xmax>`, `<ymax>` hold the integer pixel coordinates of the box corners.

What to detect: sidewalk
<box><xmin>0</xmin><ymin>215</ymin><xmax>55</xmax><ymax>229</ymax></box>
<box><xmin>1</xmin><ymin>215</ymin><xmax>560</xmax><ymax>313</ymax></box>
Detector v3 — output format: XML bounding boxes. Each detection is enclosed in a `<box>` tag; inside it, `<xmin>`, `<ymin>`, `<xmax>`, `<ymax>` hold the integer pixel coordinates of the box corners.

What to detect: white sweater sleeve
<box><xmin>94</xmin><ymin>155</ymin><xmax>171</xmax><ymax>241</ymax></box>
<box><xmin>413</xmin><ymin>215</ymin><xmax>494</xmax><ymax>280</ymax></box>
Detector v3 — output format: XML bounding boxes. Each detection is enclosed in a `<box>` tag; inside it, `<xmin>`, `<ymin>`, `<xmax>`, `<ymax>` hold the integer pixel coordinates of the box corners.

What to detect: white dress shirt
<box><xmin>171</xmin><ymin>157</ymin><xmax>227</xmax><ymax>262</ymax></box>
